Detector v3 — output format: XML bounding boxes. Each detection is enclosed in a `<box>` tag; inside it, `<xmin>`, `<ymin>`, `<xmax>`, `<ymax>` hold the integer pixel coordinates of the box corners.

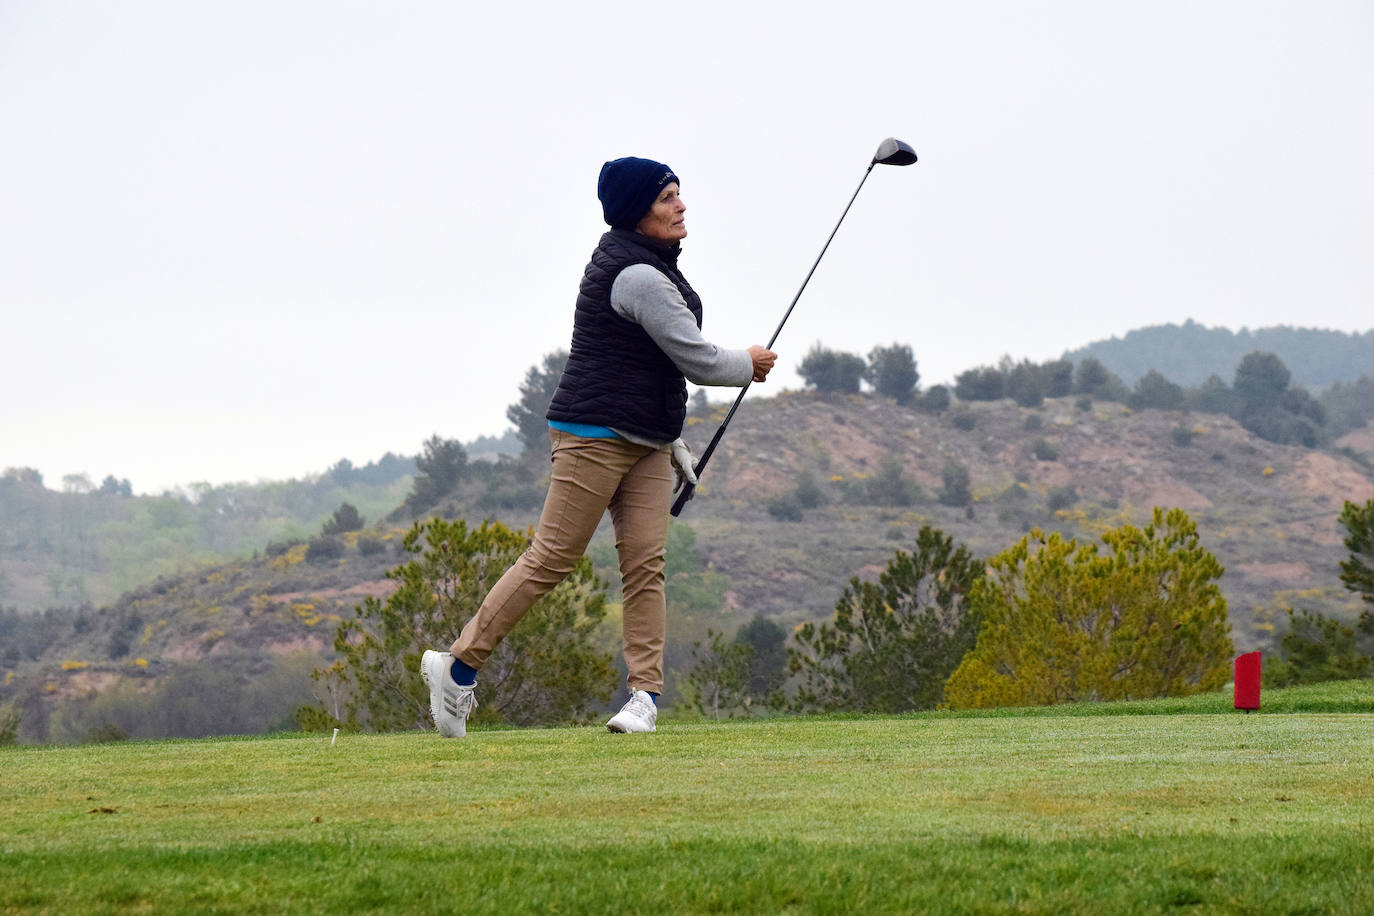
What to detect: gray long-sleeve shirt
<box><xmin>610</xmin><ymin>264</ymin><xmax>754</xmax><ymax>388</ymax></box>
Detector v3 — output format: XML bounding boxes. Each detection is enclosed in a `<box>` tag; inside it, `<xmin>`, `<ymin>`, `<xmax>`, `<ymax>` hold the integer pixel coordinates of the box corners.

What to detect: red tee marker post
<box><xmin>1233</xmin><ymin>651</ymin><xmax>1261</xmax><ymax>711</ymax></box>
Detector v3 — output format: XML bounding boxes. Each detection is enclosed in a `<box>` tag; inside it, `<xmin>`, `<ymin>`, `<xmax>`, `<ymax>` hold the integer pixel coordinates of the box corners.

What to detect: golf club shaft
<box><xmin>670</xmin><ymin>163</ymin><xmax>877</xmax><ymax>517</ymax></box>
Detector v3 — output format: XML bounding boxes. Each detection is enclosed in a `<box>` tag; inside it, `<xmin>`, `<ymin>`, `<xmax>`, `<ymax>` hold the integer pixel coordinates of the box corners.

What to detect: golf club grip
<box><xmin>669</xmin><ymin>381</ymin><xmax>752</xmax><ymax>516</ymax></box>
<box><xmin>669</xmin><ymin>481</ymin><xmax>695</xmax><ymax>516</ymax></box>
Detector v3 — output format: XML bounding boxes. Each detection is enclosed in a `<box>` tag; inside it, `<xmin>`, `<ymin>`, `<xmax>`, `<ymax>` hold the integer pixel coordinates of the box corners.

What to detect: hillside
<box><xmin>4</xmin><ymin>387</ymin><xmax>1372</xmax><ymax>742</ymax></box>
<box><xmin>681</xmin><ymin>392</ymin><xmax>1372</xmax><ymax>637</ymax></box>
<box><xmin>0</xmin><ymin>455</ymin><xmax>420</xmax><ymax>612</ymax></box>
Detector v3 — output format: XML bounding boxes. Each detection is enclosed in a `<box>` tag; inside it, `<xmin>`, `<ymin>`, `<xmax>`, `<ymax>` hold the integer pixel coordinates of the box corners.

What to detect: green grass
<box><xmin>923</xmin><ymin>676</ymin><xmax>1374</xmax><ymax>717</ymax></box>
<box><xmin>4</xmin><ymin>682</ymin><xmax>1373</xmax><ymax>914</ymax></box>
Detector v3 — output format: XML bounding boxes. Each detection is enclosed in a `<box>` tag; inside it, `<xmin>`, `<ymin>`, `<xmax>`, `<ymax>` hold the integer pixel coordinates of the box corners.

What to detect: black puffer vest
<box><xmin>546</xmin><ymin>230</ymin><xmax>703</xmax><ymax>442</ymax></box>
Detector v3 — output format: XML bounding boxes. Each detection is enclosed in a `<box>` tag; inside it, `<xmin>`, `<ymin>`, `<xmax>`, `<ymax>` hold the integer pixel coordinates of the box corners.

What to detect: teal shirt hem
<box><xmin>548</xmin><ymin>420</ymin><xmax>621</xmax><ymax>439</ymax></box>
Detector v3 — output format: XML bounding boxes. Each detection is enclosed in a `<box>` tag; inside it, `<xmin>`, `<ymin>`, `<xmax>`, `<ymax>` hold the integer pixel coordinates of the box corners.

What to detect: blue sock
<box><xmin>450</xmin><ymin>657</ymin><xmax>477</xmax><ymax>686</ymax></box>
<box><xmin>648</xmin><ymin>692</ymin><xmax>659</xmax><ymax>707</ymax></box>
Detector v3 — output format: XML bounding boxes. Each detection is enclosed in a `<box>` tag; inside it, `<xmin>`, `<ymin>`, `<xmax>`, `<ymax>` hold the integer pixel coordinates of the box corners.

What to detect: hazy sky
<box><xmin>3</xmin><ymin>1</ymin><xmax>1370</xmax><ymax>495</ymax></box>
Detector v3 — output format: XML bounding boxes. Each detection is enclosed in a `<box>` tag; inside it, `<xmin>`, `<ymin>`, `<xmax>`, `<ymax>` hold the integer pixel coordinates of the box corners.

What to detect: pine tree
<box><xmin>1339</xmin><ymin>498</ymin><xmax>1374</xmax><ymax>606</ymax></box>
<box><xmin>404</xmin><ymin>436</ymin><xmax>468</xmax><ymax>515</ymax></box>
<box><xmin>789</xmin><ymin>526</ymin><xmax>983</xmax><ymax>712</ymax></box>
<box><xmin>798</xmin><ymin>343</ymin><xmax>866</xmax><ymax>394</ymax></box>
<box><xmin>945</xmin><ymin>508</ymin><xmax>1233</xmax><ymax>708</ymax></box>
<box><xmin>321</xmin><ymin>502</ymin><xmax>364</xmax><ymax>536</ymax></box>
<box><xmin>865</xmin><ymin>343</ymin><xmax>920</xmax><ymax>404</ymax></box>
<box><xmin>314</xmin><ymin>518</ymin><xmax>615</xmax><ymax>731</ymax></box>
<box><xmin>507</xmin><ymin>350</ymin><xmax>570</xmax><ymax>455</ymax></box>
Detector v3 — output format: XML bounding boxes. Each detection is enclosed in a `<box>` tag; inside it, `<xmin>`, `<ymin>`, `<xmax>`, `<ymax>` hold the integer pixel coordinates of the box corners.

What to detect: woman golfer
<box><xmin>421</xmin><ymin>156</ymin><xmax>777</xmax><ymax>735</ymax></box>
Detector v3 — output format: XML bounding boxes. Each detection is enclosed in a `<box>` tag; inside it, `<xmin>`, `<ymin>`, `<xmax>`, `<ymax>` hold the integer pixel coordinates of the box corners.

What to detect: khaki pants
<box><xmin>451</xmin><ymin>428</ymin><xmax>673</xmax><ymax>693</ymax></box>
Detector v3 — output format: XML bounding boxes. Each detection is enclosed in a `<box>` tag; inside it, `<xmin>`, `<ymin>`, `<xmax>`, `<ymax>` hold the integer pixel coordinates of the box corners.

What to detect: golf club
<box><xmin>671</xmin><ymin>137</ymin><xmax>917</xmax><ymax>517</ymax></box>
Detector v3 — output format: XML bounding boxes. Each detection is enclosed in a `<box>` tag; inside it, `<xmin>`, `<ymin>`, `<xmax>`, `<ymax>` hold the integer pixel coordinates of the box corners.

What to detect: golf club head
<box><xmin>872</xmin><ymin>137</ymin><xmax>917</xmax><ymax>166</ymax></box>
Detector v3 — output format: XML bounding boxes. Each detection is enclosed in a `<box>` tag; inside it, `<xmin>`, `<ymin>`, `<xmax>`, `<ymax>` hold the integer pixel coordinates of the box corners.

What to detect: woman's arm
<box><xmin>610</xmin><ymin>264</ymin><xmax>755</xmax><ymax>386</ymax></box>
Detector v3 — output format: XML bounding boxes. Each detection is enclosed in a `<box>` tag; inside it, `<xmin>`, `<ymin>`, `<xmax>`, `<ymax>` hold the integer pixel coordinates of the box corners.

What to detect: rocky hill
<box><xmin>679</xmin><ymin>392</ymin><xmax>1372</xmax><ymax>641</ymax></box>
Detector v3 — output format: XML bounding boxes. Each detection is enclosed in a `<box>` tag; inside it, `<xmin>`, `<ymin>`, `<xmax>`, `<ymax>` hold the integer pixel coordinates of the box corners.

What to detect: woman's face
<box><xmin>636</xmin><ymin>182</ymin><xmax>687</xmax><ymax>243</ymax></box>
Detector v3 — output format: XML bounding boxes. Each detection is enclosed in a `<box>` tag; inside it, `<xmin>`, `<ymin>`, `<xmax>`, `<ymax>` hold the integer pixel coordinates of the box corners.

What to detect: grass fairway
<box><xmin>3</xmin><ymin>682</ymin><xmax>1372</xmax><ymax>914</ymax></box>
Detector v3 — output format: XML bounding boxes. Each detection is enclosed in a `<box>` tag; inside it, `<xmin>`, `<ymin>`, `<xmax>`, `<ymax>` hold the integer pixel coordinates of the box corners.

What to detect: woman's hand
<box><xmin>748</xmin><ymin>345</ymin><xmax>777</xmax><ymax>382</ymax></box>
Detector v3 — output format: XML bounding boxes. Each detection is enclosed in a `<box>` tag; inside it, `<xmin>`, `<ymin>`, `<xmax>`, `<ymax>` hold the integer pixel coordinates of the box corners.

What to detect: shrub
<box><xmin>405</xmin><ymin>435</ymin><xmax>468</xmax><ymax>515</ymax></box>
<box><xmin>734</xmin><ymin>615</ymin><xmax>788</xmax><ymax>701</ymax></box>
<box><xmin>1024</xmin><ymin>414</ymin><xmax>1043</xmax><ymax>430</ymax></box>
<box><xmin>951</xmin><ymin>411</ymin><xmax>977</xmax><ymax>431</ymax></box>
<box><xmin>767</xmin><ymin>494</ymin><xmax>804</xmax><ymax>522</ymax></box>
<box><xmin>508</xmin><ymin>350</ymin><xmax>571</xmax><ymax>455</ymax></box>
<box><xmin>0</xmin><ymin>703</ymin><xmax>20</xmax><ymax>746</ymax></box>
<box><xmin>1031</xmin><ymin>438</ymin><xmax>1058</xmax><ymax>461</ymax></box>
<box><xmin>266</xmin><ymin>538</ymin><xmax>304</xmax><ymax>558</ymax></box>
<box><xmin>1043</xmin><ymin>358</ymin><xmax>1075</xmax><ymax>397</ymax></box>
<box><xmin>1340</xmin><ymin>498</ymin><xmax>1374</xmax><ymax>606</ymax></box>
<box><xmin>1129</xmin><ymin>370</ymin><xmax>1186</xmax><ymax>411</ymax></box>
<box><xmin>305</xmin><ymin>537</ymin><xmax>346</xmax><ymax>564</ymax></box>
<box><xmin>954</xmin><ymin>366</ymin><xmax>1005</xmax><ymax>401</ymax></box>
<box><xmin>1171</xmin><ymin>426</ymin><xmax>1195</xmax><ymax>447</ymax></box>
<box><xmin>938</xmin><ymin>461</ymin><xmax>972</xmax><ymax>508</ymax></box>
<box><xmin>317</xmin><ymin>518</ymin><xmax>614</xmax><ymax>730</ymax></box>
<box><xmin>357</xmin><ymin>536</ymin><xmax>387</xmax><ymax>557</ymax></box>
<box><xmin>798</xmin><ymin>344</ymin><xmax>866</xmax><ymax>394</ymax></box>
<box><xmin>1046</xmin><ymin>485</ymin><xmax>1077</xmax><ymax>511</ymax></box>
<box><xmin>322</xmin><ymin>503</ymin><xmax>364</xmax><ymax>536</ymax></box>
<box><xmin>790</xmin><ymin>526</ymin><xmax>983</xmax><ymax>712</ymax></box>
<box><xmin>1074</xmin><ymin>358</ymin><xmax>1128</xmax><ymax>401</ymax></box>
<box><xmin>866</xmin><ymin>456</ymin><xmax>920</xmax><ymax>507</ymax></box>
<box><xmin>865</xmin><ymin>343</ymin><xmax>920</xmax><ymax>404</ymax></box>
<box><xmin>794</xmin><ymin>470</ymin><xmax>827</xmax><ymax>509</ymax></box>
<box><xmin>683</xmin><ymin>629</ymin><xmax>751</xmax><ymax>720</ymax></box>
<box><xmin>997</xmin><ymin>482</ymin><xmax>1029</xmax><ymax>503</ymax></box>
<box><xmin>946</xmin><ymin>508</ymin><xmax>1233</xmax><ymax>708</ymax></box>
<box><xmin>1006</xmin><ymin>360</ymin><xmax>1047</xmax><ymax>408</ymax></box>
<box><xmin>1264</xmin><ymin>608</ymin><xmax>1373</xmax><ymax>686</ymax></box>
<box><xmin>476</xmin><ymin>484</ymin><xmax>545</xmax><ymax>511</ymax></box>
<box><xmin>921</xmin><ymin>385</ymin><xmax>951</xmax><ymax>413</ymax></box>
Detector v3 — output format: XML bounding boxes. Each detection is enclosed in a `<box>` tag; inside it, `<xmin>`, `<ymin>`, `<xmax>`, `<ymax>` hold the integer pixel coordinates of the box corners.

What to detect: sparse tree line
<box><xmin>797</xmin><ymin>342</ymin><xmax>1374</xmax><ymax>450</ymax></box>
<box><xmin>402</xmin><ymin>342</ymin><xmax>1374</xmax><ymax>527</ymax></box>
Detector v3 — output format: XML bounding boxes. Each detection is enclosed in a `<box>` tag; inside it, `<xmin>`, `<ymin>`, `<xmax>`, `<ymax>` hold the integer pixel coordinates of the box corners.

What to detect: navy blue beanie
<box><xmin>598</xmin><ymin>157</ymin><xmax>679</xmax><ymax>230</ymax></box>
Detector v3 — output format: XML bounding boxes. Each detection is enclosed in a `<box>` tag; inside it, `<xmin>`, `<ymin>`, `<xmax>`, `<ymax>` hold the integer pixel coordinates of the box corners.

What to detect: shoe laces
<box><xmin>624</xmin><ymin>690</ymin><xmax>654</xmax><ymax>718</ymax></box>
<box><xmin>445</xmin><ymin>682</ymin><xmax>477</xmax><ymax>717</ymax></box>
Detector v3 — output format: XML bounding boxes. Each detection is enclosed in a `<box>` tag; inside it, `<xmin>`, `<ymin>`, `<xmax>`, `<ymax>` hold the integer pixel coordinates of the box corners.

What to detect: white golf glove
<box><xmin>669</xmin><ymin>438</ymin><xmax>698</xmax><ymax>493</ymax></box>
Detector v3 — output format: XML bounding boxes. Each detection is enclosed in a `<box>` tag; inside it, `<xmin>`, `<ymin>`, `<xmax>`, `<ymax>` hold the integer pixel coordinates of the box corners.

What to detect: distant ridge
<box><xmin>1062</xmin><ymin>320</ymin><xmax>1374</xmax><ymax>390</ymax></box>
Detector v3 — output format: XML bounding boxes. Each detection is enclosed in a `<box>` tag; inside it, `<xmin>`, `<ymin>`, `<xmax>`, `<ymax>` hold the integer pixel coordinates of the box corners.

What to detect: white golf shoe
<box><xmin>606</xmin><ymin>688</ymin><xmax>657</xmax><ymax>733</ymax></box>
<box><xmin>420</xmin><ymin>650</ymin><xmax>476</xmax><ymax>738</ymax></box>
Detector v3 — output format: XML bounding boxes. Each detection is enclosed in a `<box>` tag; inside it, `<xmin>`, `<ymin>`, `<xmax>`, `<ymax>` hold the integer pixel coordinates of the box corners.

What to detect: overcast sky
<box><xmin>3</xmin><ymin>1</ymin><xmax>1370</xmax><ymax>495</ymax></box>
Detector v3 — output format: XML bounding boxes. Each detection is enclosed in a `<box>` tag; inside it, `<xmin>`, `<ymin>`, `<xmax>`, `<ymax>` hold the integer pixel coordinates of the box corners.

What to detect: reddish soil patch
<box><xmin>1234</xmin><ymin>561</ymin><xmax>1314</xmax><ymax>583</ymax></box>
<box><xmin>1291</xmin><ymin>453</ymin><xmax>1374</xmax><ymax>510</ymax></box>
<box><xmin>261</xmin><ymin>635</ymin><xmax>331</xmax><ymax>655</ymax></box>
<box><xmin>1119</xmin><ymin>474</ymin><xmax>1213</xmax><ymax>511</ymax></box>
<box><xmin>58</xmin><ymin>669</ymin><xmax>123</xmax><ymax>698</ymax></box>
<box><xmin>1335</xmin><ymin>425</ymin><xmax>1374</xmax><ymax>461</ymax></box>
<box><xmin>270</xmin><ymin>580</ymin><xmax>398</xmax><ymax>604</ymax></box>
